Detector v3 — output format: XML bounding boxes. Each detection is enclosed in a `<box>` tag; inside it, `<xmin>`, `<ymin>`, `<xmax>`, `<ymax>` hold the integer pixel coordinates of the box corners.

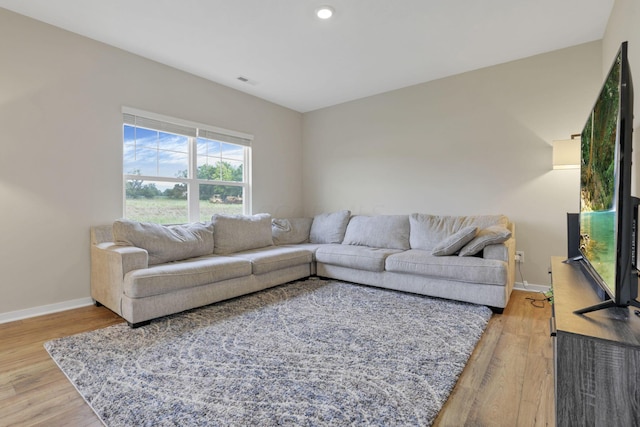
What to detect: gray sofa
<box><xmin>91</xmin><ymin>211</ymin><xmax>515</xmax><ymax>327</ymax></box>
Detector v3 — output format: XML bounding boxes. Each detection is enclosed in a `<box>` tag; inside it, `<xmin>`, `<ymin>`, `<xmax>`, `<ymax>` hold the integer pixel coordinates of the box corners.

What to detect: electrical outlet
<box><xmin>515</xmin><ymin>251</ymin><xmax>524</xmax><ymax>263</ymax></box>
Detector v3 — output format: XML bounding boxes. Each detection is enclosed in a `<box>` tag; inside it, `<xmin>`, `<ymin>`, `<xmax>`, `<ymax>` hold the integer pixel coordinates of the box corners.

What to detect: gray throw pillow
<box><xmin>432</xmin><ymin>226</ymin><xmax>477</xmax><ymax>256</ymax></box>
<box><xmin>409</xmin><ymin>213</ymin><xmax>508</xmax><ymax>250</ymax></box>
<box><xmin>458</xmin><ymin>225</ymin><xmax>512</xmax><ymax>257</ymax></box>
<box><xmin>212</xmin><ymin>213</ymin><xmax>273</xmax><ymax>254</ymax></box>
<box><xmin>309</xmin><ymin>210</ymin><xmax>351</xmax><ymax>244</ymax></box>
<box><xmin>112</xmin><ymin>219</ymin><xmax>214</xmax><ymax>265</ymax></box>
<box><xmin>271</xmin><ymin>218</ymin><xmax>313</xmax><ymax>245</ymax></box>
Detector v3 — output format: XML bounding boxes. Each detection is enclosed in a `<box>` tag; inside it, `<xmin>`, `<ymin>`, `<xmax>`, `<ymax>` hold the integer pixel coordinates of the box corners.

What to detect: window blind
<box><xmin>198</xmin><ymin>129</ymin><xmax>252</xmax><ymax>147</ymax></box>
<box><xmin>123</xmin><ymin>111</ymin><xmax>252</xmax><ymax>147</ymax></box>
<box><xmin>123</xmin><ymin>113</ymin><xmax>197</xmax><ymax>137</ymax></box>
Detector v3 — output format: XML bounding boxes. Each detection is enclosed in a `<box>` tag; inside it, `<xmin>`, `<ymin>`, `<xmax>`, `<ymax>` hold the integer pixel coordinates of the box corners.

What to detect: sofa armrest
<box><xmin>95</xmin><ymin>242</ymin><xmax>149</xmax><ymax>273</ymax></box>
<box><xmin>483</xmin><ymin>238</ymin><xmax>513</xmax><ymax>262</ymax></box>
<box><xmin>482</xmin><ymin>222</ymin><xmax>516</xmax><ymax>262</ymax></box>
<box><xmin>90</xmin><ymin>242</ymin><xmax>148</xmax><ymax>316</ymax></box>
<box><xmin>482</xmin><ymin>222</ymin><xmax>516</xmax><ymax>293</ymax></box>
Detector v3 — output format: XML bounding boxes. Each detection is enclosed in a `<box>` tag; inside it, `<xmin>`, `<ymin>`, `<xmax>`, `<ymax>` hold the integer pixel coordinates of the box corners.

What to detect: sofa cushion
<box><xmin>281</xmin><ymin>243</ymin><xmax>325</xmax><ymax>261</ymax></box>
<box><xmin>271</xmin><ymin>218</ymin><xmax>313</xmax><ymax>245</ymax></box>
<box><xmin>385</xmin><ymin>249</ymin><xmax>507</xmax><ymax>285</ymax></box>
<box><xmin>113</xmin><ymin>219</ymin><xmax>214</xmax><ymax>266</ymax></box>
<box><xmin>212</xmin><ymin>213</ymin><xmax>273</xmax><ymax>255</ymax></box>
<box><xmin>342</xmin><ymin>215</ymin><xmax>410</xmax><ymax>250</ymax></box>
<box><xmin>229</xmin><ymin>246</ymin><xmax>313</xmax><ymax>275</ymax></box>
<box><xmin>432</xmin><ymin>226</ymin><xmax>477</xmax><ymax>256</ymax></box>
<box><xmin>316</xmin><ymin>244</ymin><xmax>403</xmax><ymax>272</ymax></box>
<box><xmin>309</xmin><ymin>210</ymin><xmax>351</xmax><ymax>244</ymax></box>
<box><xmin>409</xmin><ymin>214</ymin><xmax>508</xmax><ymax>251</ymax></box>
<box><xmin>124</xmin><ymin>255</ymin><xmax>252</xmax><ymax>298</ymax></box>
<box><xmin>459</xmin><ymin>225</ymin><xmax>512</xmax><ymax>257</ymax></box>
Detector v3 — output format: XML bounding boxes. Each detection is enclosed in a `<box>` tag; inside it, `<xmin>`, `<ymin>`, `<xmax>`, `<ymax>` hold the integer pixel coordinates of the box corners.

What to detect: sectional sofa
<box><xmin>90</xmin><ymin>211</ymin><xmax>515</xmax><ymax>327</ymax></box>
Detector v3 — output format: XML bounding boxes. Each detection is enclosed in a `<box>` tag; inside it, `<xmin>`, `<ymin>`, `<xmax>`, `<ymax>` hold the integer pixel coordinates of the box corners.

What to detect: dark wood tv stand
<box><xmin>550</xmin><ymin>256</ymin><xmax>640</xmax><ymax>426</ymax></box>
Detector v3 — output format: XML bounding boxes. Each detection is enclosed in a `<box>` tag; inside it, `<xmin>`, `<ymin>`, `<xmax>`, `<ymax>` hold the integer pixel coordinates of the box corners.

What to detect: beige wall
<box><xmin>302</xmin><ymin>42</ymin><xmax>603</xmax><ymax>286</ymax></box>
<box><xmin>0</xmin><ymin>9</ymin><xmax>303</xmax><ymax>317</ymax></box>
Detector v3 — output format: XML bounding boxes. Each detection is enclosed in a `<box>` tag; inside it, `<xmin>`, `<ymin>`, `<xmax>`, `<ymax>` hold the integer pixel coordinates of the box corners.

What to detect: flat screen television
<box><xmin>575</xmin><ymin>41</ymin><xmax>640</xmax><ymax>315</ymax></box>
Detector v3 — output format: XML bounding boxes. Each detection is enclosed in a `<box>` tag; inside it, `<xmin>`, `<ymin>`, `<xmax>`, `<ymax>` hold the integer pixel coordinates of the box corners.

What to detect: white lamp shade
<box><xmin>553</xmin><ymin>139</ymin><xmax>580</xmax><ymax>170</ymax></box>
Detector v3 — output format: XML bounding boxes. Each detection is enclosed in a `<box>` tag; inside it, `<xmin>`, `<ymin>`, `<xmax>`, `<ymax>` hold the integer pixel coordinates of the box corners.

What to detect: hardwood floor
<box><xmin>0</xmin><ymin>290</ymin><xmax>554</xmax><ymax>426</ymax></box>
<box><xmin>0</xmin><ymin>306</ymin><xmax>122</xmax><ymax>427</ymax></box>
<box><xmin>433</xmin><ymin>290</ymin><xmax>554</xmax><ymax>427</ymax></box>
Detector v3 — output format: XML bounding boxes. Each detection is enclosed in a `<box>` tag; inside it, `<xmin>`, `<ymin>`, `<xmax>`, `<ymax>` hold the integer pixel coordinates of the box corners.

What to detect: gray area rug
<box><xmin>45</xmin><ymin>279</ymin><xmax>492</xmax><ymax>426</ymax></box>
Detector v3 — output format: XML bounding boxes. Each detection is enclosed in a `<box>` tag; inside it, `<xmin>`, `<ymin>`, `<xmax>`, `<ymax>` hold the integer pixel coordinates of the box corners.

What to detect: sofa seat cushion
<box><xmin>385</xmin><ymin>249</ymin><xmax>506</xmax><ymax>285</ymax></box>
<box><xmin>281</xmin><ymin>243</ymin><xmax>325</xmax><ymax>261</ymax></box>
<box><xmin>124</xmin><ymin>255</ymin><xmax>252</xmax><ymax>298</ymax></box>
<box><xmin>229</xmin><ymin>246</ymin><xmax>313</xmax><ymax>275</ymax></box>
<box><xmin>316</xmin><ymin>244</ymin><xmax>404</xmax><ymax>272</ymax></box>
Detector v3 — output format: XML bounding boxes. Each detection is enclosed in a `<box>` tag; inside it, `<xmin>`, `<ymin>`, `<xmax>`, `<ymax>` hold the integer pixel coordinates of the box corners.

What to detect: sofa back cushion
<box><xmin>212</xmin><ymin>213</ymin><xmax>274</xmax><ymax>254</ymax></box>
<box><xmin>342</xmin><ymin>215</ymin><xmax>410</xmax><ymax>250</ymax></box>
<box><xmin>409</xmin><ymin>214</ymin><xmax>509</xmax><ymax>251</ymax></box>
<box><xmin>271</xmin><ymin>218</ymin><xmax>313</xmax><ymax>245</ymax></box>
<box><xmin>309</xmin><ymin>210</ymin><xmax>351</xmax><ymax>244</ymax></box>
<box><xmin>112</xmin><ymin>219</ymin><xmax>214</xmax><ymax>265</ymax></box>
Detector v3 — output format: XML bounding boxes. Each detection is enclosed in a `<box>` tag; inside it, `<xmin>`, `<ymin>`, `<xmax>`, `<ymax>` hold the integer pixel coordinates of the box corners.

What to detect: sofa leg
<box><xmin>94</xmin><ymin>300</ymin><xmax>103</xmax><ymax>307</ymax></box>
<box><xmin>128</xmin><ymin>320</ymin><xmax>151</xmax><ymax>328</ymax></box>
<box><xmin>489</xmin><ymin>306</ymin><xmax>504</xmax><ymax>314</ymax></box>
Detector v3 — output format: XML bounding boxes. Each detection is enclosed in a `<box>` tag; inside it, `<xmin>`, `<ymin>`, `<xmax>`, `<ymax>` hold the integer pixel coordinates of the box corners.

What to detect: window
<box><xmin>123</xmin><ymin>108</ymin><xmax>252</xmax><ymax>223</ymax></box>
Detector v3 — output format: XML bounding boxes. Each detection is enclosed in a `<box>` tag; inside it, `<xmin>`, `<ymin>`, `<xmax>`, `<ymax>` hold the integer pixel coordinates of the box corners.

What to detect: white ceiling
<box><xmin>0</xmin><ymin>0</ymin><xmax>614</xmax><ymax>112</ymax></box>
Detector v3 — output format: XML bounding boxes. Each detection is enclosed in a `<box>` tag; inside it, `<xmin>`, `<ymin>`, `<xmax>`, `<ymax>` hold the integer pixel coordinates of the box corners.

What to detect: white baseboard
<box><xmin>514</xmin><ymin>281</ymin><xmax>550</xmax><ymax>293</ymax></box>
<box><xmin>0</xmin><ymin>297</ymin><xmax>95</xmax><ymax>325</ymax></box>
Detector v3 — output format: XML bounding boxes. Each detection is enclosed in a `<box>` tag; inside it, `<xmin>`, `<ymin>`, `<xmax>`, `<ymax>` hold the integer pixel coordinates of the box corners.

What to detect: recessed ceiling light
<box><xmin>316</xmin><ymin>6</ymin><xmax>334</xmax><ymax>20</ymax></box>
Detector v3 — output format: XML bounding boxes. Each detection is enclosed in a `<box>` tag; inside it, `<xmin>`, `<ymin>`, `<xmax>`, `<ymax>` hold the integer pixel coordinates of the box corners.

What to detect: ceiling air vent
<box><xmin>236</xmin><ymin>76</ymin><xmax>257</xmax><ymax>85</ymax></box>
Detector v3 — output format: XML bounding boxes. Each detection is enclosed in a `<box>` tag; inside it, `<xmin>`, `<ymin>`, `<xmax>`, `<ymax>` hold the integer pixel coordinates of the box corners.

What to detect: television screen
<box><xmin>579</xmin><ymin>52</ymin><xmax>621</xmax><ymax>298</ymax></box>
<box><xmin>576</xmin><ymin>41</ymin><xmax>640</xmax><ymax>315</ymax></box>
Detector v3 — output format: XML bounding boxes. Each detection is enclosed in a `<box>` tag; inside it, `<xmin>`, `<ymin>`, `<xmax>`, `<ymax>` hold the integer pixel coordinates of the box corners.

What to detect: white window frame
<box><xmin>122</xmin><ymin>107</ymin><xmax>253</xmax><ymax>222</ymax></box>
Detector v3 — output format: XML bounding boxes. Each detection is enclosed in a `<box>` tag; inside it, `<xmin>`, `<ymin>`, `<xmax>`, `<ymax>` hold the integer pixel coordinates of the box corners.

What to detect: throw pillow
<box><xmin>409</xmin><ymin>213</ymin><xmax>509</xmax><ymax>251</ymax></box>
<box><xmin>271</xmin><ymin>217</ymin><xmax>313</xmax><ymax>245</ymax></box>
<box><xmin>309</xmin><ymin>210</ymin><xmax>351</xmax><ymax>244</ymax></box>
<box><xmin>112</xmin><ymin>219</ymin><xmax>214</xmax><ymax>265</ymax></box>
<box><xmin>211</xmin><ymin>213</ymin><xmax>273</xmax><ymax>254</ymax></box>
<box><xmin>432</xmin><ymin>226</ymin><xmax>477</xmax><ymax>256</ymax></box>
<box><xmin>342</xmin><ymin>215</ymin><xmax>410</xmax><ymax>250</ymax></box>
<box><xmin>458</xmin><ymin>225</ymin><xmax>512</xmax><ymax>257</ymax></box>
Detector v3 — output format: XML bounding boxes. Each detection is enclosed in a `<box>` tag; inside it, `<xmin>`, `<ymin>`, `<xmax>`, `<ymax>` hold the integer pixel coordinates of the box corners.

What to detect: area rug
<box><xmin>45</xmin><ymin>279</ymin><xmax>492</xmax><ymax>426</ymax></box>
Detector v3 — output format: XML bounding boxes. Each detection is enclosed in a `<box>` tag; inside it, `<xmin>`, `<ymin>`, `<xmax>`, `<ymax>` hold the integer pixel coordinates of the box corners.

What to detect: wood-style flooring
<box><xmin>434</xmin><ymin>290</ymin><xmax>554</xmax><ymax>426</ymax></box>
<box><xmin>0</xmin><ymin>290</ymin><xmax>554</xmax><ymax>426</ymax></box>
